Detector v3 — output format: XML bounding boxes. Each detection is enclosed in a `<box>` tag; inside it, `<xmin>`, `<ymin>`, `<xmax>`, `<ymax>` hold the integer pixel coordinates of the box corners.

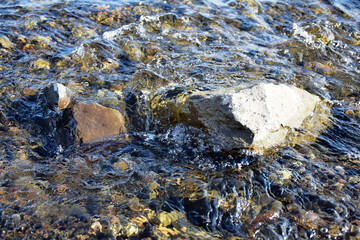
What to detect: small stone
<box><xmin>128</xmin><ymin>198</ymin><xmax>144</xmax><ymax>212</ymax></box>
<box><xmin>130</xmin><ymin>69</ymin><xmax>169</xmax><ymax>91</ymax></box>
<box><xmin>125</xmin><ymin>222</ymin><xmax>138</xmax><ymax>236</ymax></box>
<box><xmin>44</xmin><ymin>83</ymin><xmax>73</xmax><ymax>111</ymax></box>
<box><xmin>312</xmin><ymin>62</ymin><xmax>335</xmax><ymax>74</ymax></box>
<box><xmin>23</xmin><ymin>88</ymin><xmax>38</xmax><ymax>96</ymax></box>
<box><xmin>349</xmin><ymin>175</ymin><xmax>360</xmax><ymax>184</ymax></box>
<box><xmin>73</xmin><ymin>102</ymin><xmax>126</xmax><ymax>143</ymax></box>
<box><xmin>0</xmin><ymin>36</ymin><xmax>14</xmax><ymax>49</ymax></box>
<box><xmin>33</xmin><ymin>59</ymin><xmax>50</xmax><ymax>70</ymax></box>
<box><xmin>90</xmin><ymin>220</ymin><xmax>102</xmax><ymax>234</ymax></box>
<box><xmin>57</xmin><ymin>184</ymin><xmax>69</xmax><ymax>194</ymax></box>
<box><xmin>158</xmin><ymin>212</ymin><xmax>173</xmax><ymax>227</ymax></box>
<box><xmin>157</xmin><ymin>211</ymin><xmax>181</xmax><ymax>227</ymax></box>
<box><xmin>329</xmin><ymin>225</ymin><xmax>341</xmax><ymax>237</ymax></box>
<box><xmin>12</xmin><ymin>214</ymin><xmax>21</xmax><ymax>226</ymax></box>
<box><xmin>298</xmin><ymin>167</ymin><xmax>306</xmax><ymax>174</ymax></box>
<box><xmin>25</xmin><ymin>19</ymin><xmax>39</xmax><ymax>30</ymax></box>
<box><xmin>114</xmin><ymin>161</ymin><xmax>129</xmax><ymax>171</ymax></box>
<box><xmin>350</xmin><ymin>224</ymin><xmax>360</xmax><ymax>237</ymax></box>
<box><xmin>334</xmin><ymin>166</ymin><xmax>345</xmax><ymax>175</ymax></box>
<box><xmin>110</xmin><ymin>217</ymin><xmax>123</xmax><ymax>236</ymax></box>
<box><xmin>334</xmin><ymin>182</ymin><xmax>344</xmax><ymax>189</ymax></box>
<box><xmin>279</xmin><ymin>169</ymin><xmax>292</xmax><ymax>180</ymax></box>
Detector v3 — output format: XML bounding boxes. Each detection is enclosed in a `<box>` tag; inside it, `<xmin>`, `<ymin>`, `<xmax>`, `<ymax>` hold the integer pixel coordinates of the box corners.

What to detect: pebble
<box><xmin>33</xmin><ymin>59</ymin><xmax>50</xmax><ymax>70</ymax></box>
<box><xmin>0</xmin><ymin>36</ymin><xmax>14</xmax><ymax>49</ymax></box>
<box><xmin>44</xmin><ymin>83</ymin><xmax>73</xmax><ymax>111</ymax></box>
<box><xmin>12</xmin><ymin>214</ymin><xmax>21</xmax><ymax>226</ymax></box>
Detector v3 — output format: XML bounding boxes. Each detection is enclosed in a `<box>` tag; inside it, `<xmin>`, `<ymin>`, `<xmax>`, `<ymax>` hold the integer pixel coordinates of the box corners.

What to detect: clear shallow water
<box><xmin>0</xmin><ymin>0</ymin><xmax>360</xmax><ymax>239</ymax></box>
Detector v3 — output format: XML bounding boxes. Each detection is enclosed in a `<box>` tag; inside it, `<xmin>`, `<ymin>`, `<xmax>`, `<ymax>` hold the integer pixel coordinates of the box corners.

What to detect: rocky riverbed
<box><xmin>0</xmin><ymin>0</ymin><xmax>360</xmax><ymax>239</ymax></box>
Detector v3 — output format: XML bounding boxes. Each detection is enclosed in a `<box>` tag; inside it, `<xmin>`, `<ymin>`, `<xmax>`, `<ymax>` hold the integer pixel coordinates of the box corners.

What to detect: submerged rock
<box><xmin>153</xmin><ymin>82</ymin><xmax>326</xmax><ymax>152</ymax></box>
<box><xmin>73</xmin><ymin>103</ymin><xmax>126</xmax><ymax>143</ymax></box>
<box><xmin>0</xmin><ymin>35</ymin><xmax>14</xmax><ymax>49</ymax></box>
<box><xmin>33</xmin><ymin>59</ymin><xmax>50</xmax><ymax>70</ymax></box>
<box><xmin>129</xmin><ymin>69</ymin><xmax>169</xmax><ymax>91</ymax></box>
<box><xmin>44</xmin><ymin>83</ymin><xmax>73</xmax><ymax>111</ymax></box>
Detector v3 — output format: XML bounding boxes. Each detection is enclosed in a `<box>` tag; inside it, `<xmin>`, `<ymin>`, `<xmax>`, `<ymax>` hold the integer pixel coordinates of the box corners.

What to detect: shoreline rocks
<box><xmin>37</xmin><ymin>82</ymin><xmax>329</xmax><ymax>152</ymax></box>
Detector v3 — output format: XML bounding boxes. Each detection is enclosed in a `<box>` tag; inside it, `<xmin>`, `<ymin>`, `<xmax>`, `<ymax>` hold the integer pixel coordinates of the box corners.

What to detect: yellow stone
<box><xmin>125</xmin><ymin>222</ymin><xmax>138</xmax><ymax>236</ymax></box>
<box><xmin>23</xmin><ymin>88</ymin><xmax>38</xmax><ymax>96</ymax></box>
<box><xmin>157</xmin><ymin>226</ymin><xmax>180</xmax><ymax>237</ymax></box>
<box><xmin>57</xmin><ymin>184</ymin><xmax>69</xmax><ymax>194</ymax></box>
<box><xmin>114</xmin><ymin>161</ymin><xmax>129</xmax><ymax>171</ymax></box>
<box><xmin>33</xmin><ymin>59</ymin><xmax>50</xmax><ymax>70</ymax></box>
<box><xmin>132</xmin><ymin>215</ymin><xmax>148</xmax><ymax>228</ymax></box>
<box><xmin>158</xmin><ymin>211</ymin><xmax>183</xmax><ymax>227</ymax></box>
<box><xmin>128</xmin><ymin>198</ymin><xmax>144</xmax><ymax>212</ymax></box>
<box><xmin>280</xmin><ymin>169</ymin><xmax>292</xmax><ymax>180</ymax></box>
<box><xmin>0</xmin><ymin>36</ymin><xmax>14</xmax><ymax>49</ymax></box>
<box><xmin>31</xmin><ymin>35</ymin><xmax>51</xmax><ymax>48</ymax></box>
<box><xmin>158</xmin><ymin>212</ymin><xmax>173</xmax><ymax>227</ymax></box>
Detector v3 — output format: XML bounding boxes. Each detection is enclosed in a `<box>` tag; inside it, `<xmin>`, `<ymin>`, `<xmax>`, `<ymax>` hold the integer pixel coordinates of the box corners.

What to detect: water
<box><xmin>0</xmin><ymin>0</ymin><xmax>360</xmax><ymax>239</ymax></box>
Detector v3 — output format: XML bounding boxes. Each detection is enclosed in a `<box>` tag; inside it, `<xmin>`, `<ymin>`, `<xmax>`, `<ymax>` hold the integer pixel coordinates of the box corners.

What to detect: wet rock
<box><xmin>154</xmin><ymin>82</ymin><xmax>325</xmax><ymax>152</ymax></box>
<box><xmin>11</xmin><ymin>214</ymin><xmax>21</xmax><ymax>227</ymax></box>
<box><xmin>129</xmin><ymin>69</ymin><xmax>169</xmax><ymax>91</ymax></box>
<box><xmin>73</xmin><ymin>102</ymin><xmax>126</xmax><ymax>143</ymax></box>
<box><xmin>114</xmin><ymin>161</ymin><xmax>129</xmax><ymax>171</ymax></box>
<box><xmin>44</xmin><ymin>83</ymin><xmax>73</xmax><ymax>111</ymax></box>
<box><xmin>23</xmin><ymin>87</ymin><xmax>39</xmax><ymax>97</ymax></box>
<box><xmin>349</xmin><ymin>224</ymin><xmax>360</xmax><ymax>240</ymax></box>
<box><xmin>183</xmin><ymin>195</ymin><xmax>212</xmax><ymax>226</ymax></box>
<box><xmin>33</xmin><ymin>59</ymin><xmax>50</xmax><ymax>70</ymax></box>
<box><xmin>157</xmin><ymin>211</ymin><xmax>182</xmax><ymax>227</ymax></box>
<box><xmin>0</xmin><ymin>35</ymin><xmax>14</xmax><ymax>49</ymax></box>
<box><xmin>125</xmin><ymin>222</ymin><xmax>138</xmax><ymax>236</ymax></box>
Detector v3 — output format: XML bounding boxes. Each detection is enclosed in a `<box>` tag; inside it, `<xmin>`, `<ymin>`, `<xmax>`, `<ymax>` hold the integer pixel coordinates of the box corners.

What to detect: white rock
<box><xmin>178</xmin><ymin>83</ymin><xmax>322</xmax><ymax>152</ymax></box>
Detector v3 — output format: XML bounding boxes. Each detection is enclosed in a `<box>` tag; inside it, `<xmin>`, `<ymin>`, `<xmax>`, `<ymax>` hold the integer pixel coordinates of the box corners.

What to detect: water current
<box><xmin>0</xmin><ymin>0</ymin><xmax>360</xmax><ymax>239</ymax></box>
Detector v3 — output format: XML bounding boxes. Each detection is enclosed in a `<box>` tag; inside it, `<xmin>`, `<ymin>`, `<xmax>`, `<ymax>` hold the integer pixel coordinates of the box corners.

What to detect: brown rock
<box><xmin>73</xmin><ymin>103</ymin><xmax>126</xmax><ymax>143</ymax></box>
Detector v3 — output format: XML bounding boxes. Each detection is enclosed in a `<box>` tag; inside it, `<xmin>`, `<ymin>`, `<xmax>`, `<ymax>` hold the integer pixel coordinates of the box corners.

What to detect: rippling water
<box><xmin>0</xmin><ymin>0</ymin><xmax>360</xmax><ymax>239</ymax></box>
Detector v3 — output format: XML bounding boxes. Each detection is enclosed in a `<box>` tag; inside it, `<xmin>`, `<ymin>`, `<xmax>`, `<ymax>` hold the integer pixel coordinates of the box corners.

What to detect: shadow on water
<box><xmin>317</xmin><ymin>106</ymin><xmax>360</xmax><ymax>157</ymax></box>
